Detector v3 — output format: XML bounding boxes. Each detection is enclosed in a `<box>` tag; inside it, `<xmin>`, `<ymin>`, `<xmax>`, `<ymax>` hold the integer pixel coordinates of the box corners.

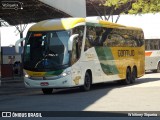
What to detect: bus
<box><xmin>15</xmin><ymin>18</ymin><xmax>145</xmax><ymax>94</ymax></box>
<box><xmin>145</xmin><ymin>39</ymin><xmax>160</xmax><ymax>72</ymax></box>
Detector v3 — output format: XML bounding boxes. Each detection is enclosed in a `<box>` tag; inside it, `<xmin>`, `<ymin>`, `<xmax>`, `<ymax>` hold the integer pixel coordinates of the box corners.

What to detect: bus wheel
<box><xmin>42</xmin><ymin>88</ymin><xmax>53</xmax><ymax>94</ymax></box>
<box><xmin>131</xmin><ymin>67</ymin><xmax>137</xmax><ymax>84</ymax></box>
<box><xmin>123</xmin><ymin>68</ymin><xmax>131</xmax><ymax>85</ymax></box>
<box><xmin>157</xmin><ymin>62</ymin><xmax>160</xmax><ymax>73</ymax></box>
<box><xmin>81</xmin><ymin>72</ymin><xmax>91</xmax><ymax>91</ymax></box>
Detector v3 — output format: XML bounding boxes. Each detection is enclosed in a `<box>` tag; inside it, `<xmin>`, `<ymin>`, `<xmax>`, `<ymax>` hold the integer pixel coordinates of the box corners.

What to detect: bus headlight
<box><xmin>25</xmin><ymin>74</ymin><xmax>30</xmax><ymax>78</ymax></box>
<box><xmin>60</xmin><ymin>71</ymin><xmax>71</xmax><ymax>77</ymax></box>
<box><xmin>23</xmin><ymin>70</ymin><xmax>30</xmax><ymax>78</ymax></box>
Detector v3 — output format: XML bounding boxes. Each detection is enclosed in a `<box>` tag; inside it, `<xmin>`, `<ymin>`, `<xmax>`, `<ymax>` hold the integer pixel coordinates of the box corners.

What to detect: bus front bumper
<box><xmin>24</xmin><ymin>75</ymin><xmax>73</xmax><ymax>88</ymax></box>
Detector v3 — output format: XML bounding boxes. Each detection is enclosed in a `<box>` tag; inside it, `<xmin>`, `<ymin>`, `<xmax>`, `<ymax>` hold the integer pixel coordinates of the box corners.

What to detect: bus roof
<box><xmin>29</xmin><ymin>18</ymin><xmax>85</xmax><ymax>31</ymax></box>
<box><xmin>29</xmin><ymin>17</ymin><xmax>142</xmax><ymax>31</ymax></box>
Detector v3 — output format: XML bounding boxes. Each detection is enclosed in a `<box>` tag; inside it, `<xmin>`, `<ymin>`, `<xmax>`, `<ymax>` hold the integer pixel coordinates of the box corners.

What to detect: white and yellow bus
<box><xmin>15</xmin><ymin>18</ymin><xmax>145</xmax><ymax>94</ymax></box>
<box><xmin>145</xmin><ymin>39</ymin><xmax>160</xmax><ymax>72</ymax></box>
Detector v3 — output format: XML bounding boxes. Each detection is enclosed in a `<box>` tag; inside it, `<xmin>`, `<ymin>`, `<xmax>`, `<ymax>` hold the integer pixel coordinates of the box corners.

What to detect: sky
<box><xmin>0</xmin><ymin>13</ymin><xmax>160</xmax><ymax>46</ymax></box>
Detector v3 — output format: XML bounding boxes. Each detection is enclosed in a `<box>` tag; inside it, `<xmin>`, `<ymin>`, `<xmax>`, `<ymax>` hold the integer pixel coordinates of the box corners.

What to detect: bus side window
<box><xmin>155</xmin><ymin>40</ymin><xmax>159</xmax><ymax>50</ymax></box>
<box><xmin>71</xmin><ymin>38</ymin><xmax>82</xmax><ymax>65</ymax></box>
<box><xmin>71</xmin><ymin>39</ymin><xmax>77</xmax><ymax>65</ymax></box>
<box><xmin>71</xmin><ymin>26</ymin><xmax>84</xmax><ymax>65</ymax></box>
<box><xmin>85</xmin><ymin>26</ymin><xmax>95</xmax><ymax>51</ymax></box>
<box><xmin>136</xmin><ymin>31</ymin><xmax>144</xmax><ymax>47</ymax></box>
<box><xmin>145</xmin><ymin>39</ymin><xmax>160</xmax><ymax>50</ymax></box>
<box><xmin>150</xmin><ymin>41</ymin><xmax>154</xmax><ymax>50</ymax></box>
<box><xmin>145</xmin><ymin>40</ymin><xmax>150</xmax><ymax>50</ymax></box>
<box><xmin>103</xmin><ymin>35</ymin><xmax>111</xmax><ymax>47</ymax></box>
<box><xmin>75</xmin><ymin>39</ymin><xmax>80</xmax><ymax>59</ymax></box>
<box><xmin>104</xmin><ymin>34</ymin><xmax>125</xmax><ymax>47</ymax></box>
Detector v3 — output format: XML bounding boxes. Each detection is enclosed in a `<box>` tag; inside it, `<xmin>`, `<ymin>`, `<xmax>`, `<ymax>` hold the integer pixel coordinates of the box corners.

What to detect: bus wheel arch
<box><xmin>81</xmin><ymin>69</ymin><xmax>92</xmax><ymax>91</ymax></box>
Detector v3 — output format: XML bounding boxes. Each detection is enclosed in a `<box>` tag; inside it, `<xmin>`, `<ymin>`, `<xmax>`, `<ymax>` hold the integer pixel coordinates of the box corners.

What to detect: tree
<box><xmin>100</xmin><ymin>0</ymin><xmax>131</xmax><ymax>22</ymax></box>
<box><xmin>128</xmin><ymin>0</ymin><xmax>160</xmax><ymax>14</ymax></box>
<box><xmin>104</xmin><ymin>0</ymin><xmax>129</xmax><ymax>12</ymax></box>
<box><xmin>103</xmin><ymin>0</ymin><xmax>160</xmax><ymax>22</ymax></box>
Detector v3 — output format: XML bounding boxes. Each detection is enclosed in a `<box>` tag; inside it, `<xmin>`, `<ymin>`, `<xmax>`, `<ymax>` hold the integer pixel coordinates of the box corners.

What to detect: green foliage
<box><xmin>129</xmin><ymin>0</ymin><xmax>160</xmax><ymax>14</ymax></box>
<box><xmin>104</xmin><ymin>0</ymin><xmax>160</xmax><ymax>14</ymax></box>
<box><xmin>104</xmin><ymin>0</ymin><xmax>128</xmax><ymax>10</ymax></box>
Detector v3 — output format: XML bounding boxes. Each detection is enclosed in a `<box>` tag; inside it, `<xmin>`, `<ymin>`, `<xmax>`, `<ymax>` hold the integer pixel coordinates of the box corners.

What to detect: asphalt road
<box><xmin>0</xmin><ymin>72</ymin><xmax>160</xmax><ymax>115</ymax></box>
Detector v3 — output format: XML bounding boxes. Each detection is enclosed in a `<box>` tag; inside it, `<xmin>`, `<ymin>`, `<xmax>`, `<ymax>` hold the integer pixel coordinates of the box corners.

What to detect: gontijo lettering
<box><xmin>118</xmin><ymin>50</ymin><xmax>135</xmax><ymax>57</ymax></box>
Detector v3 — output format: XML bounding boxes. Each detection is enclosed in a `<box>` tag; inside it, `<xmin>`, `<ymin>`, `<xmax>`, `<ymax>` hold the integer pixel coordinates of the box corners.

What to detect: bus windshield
<box><xmin>23</xmin><ymin>30</ymin><xmax>70</xmax><ymax>71</ymax></box>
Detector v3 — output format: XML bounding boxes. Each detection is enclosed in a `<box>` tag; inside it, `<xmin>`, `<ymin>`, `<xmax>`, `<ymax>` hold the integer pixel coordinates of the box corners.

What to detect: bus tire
<box><xmin>81</xmin><ymin>72</ymin><xmax>92</xmax><ymax>91</ymax></box>
<box><xmin>123</xmin><ymin>68</ymin><xmax>131</xmax><ymax>85</ymax></box>
<box><xmin>131</xmin><ymin>67</ymin><xmax>137</xmax><ymax>84</ymax></box>
<box><xmin>157</xmin><ymin>62</ymin><xmax>160</xmax><ymax>73</ymax></box>
<box><xmin>42</xmin><ymin>88</ymin><xmax>53</xmax><ymax>94</ymax></box>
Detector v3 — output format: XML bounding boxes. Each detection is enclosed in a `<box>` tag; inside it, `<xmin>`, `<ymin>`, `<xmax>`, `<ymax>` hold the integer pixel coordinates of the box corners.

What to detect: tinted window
<box><xmin>145</xmin><ymin>39</ymin><xmax>160</xmax><ymax>50</ymax></box>
<box><xmin>23</xmin><ymin>31</ymin><xmax>70</xmax><ymax>71</ymax></box>
<box><xmin>85</xmin><ymin>26</ymin><xmax>144</xmax><ymax>51</ymax></box>
<box><xmin>71</xmin><ymin>26</ymin><xmax>84</xmax><ymax>65</ymax></box>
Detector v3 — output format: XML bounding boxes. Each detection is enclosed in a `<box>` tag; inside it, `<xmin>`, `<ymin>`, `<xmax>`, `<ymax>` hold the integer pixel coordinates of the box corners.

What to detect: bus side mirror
<box><xmin>15</xmin><ymin>38</ymin><xmax>25</xmax><ymax>53</ymax></box>
<box><xmin>68</xmin><ymin>34</ymin><xmax>79</xmax><ymax>51</ymax></box>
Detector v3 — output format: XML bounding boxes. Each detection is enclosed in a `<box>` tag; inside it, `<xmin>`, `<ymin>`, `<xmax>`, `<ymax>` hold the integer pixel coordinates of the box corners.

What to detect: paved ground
<box><xmin>84</xmin><ymin>72</ymin><xmax>160</xmax><ymax>111</ymax></box>
<box><xmin>0</xmin><ymin>72</ymin><xmax>160</xmax><ymax>118</ymax></box>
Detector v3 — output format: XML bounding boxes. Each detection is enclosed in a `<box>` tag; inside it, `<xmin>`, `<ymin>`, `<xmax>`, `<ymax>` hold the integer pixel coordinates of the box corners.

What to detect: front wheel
<box><xmin>42</xmin><ymin>88</ymin><xmax>53</xmax><ymax>94</ymax></box>
<box><xmin>81</xmin><ymin>72</ymin><xmax>92</xmax><ymax>91</ymax></box>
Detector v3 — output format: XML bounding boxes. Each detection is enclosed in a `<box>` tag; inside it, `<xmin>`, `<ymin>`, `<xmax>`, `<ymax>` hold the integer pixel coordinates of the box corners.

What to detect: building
<box><xmin>1</xmin><ymin>46</ymin><xmax>23</xmax><ymax>78</ymax></box>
